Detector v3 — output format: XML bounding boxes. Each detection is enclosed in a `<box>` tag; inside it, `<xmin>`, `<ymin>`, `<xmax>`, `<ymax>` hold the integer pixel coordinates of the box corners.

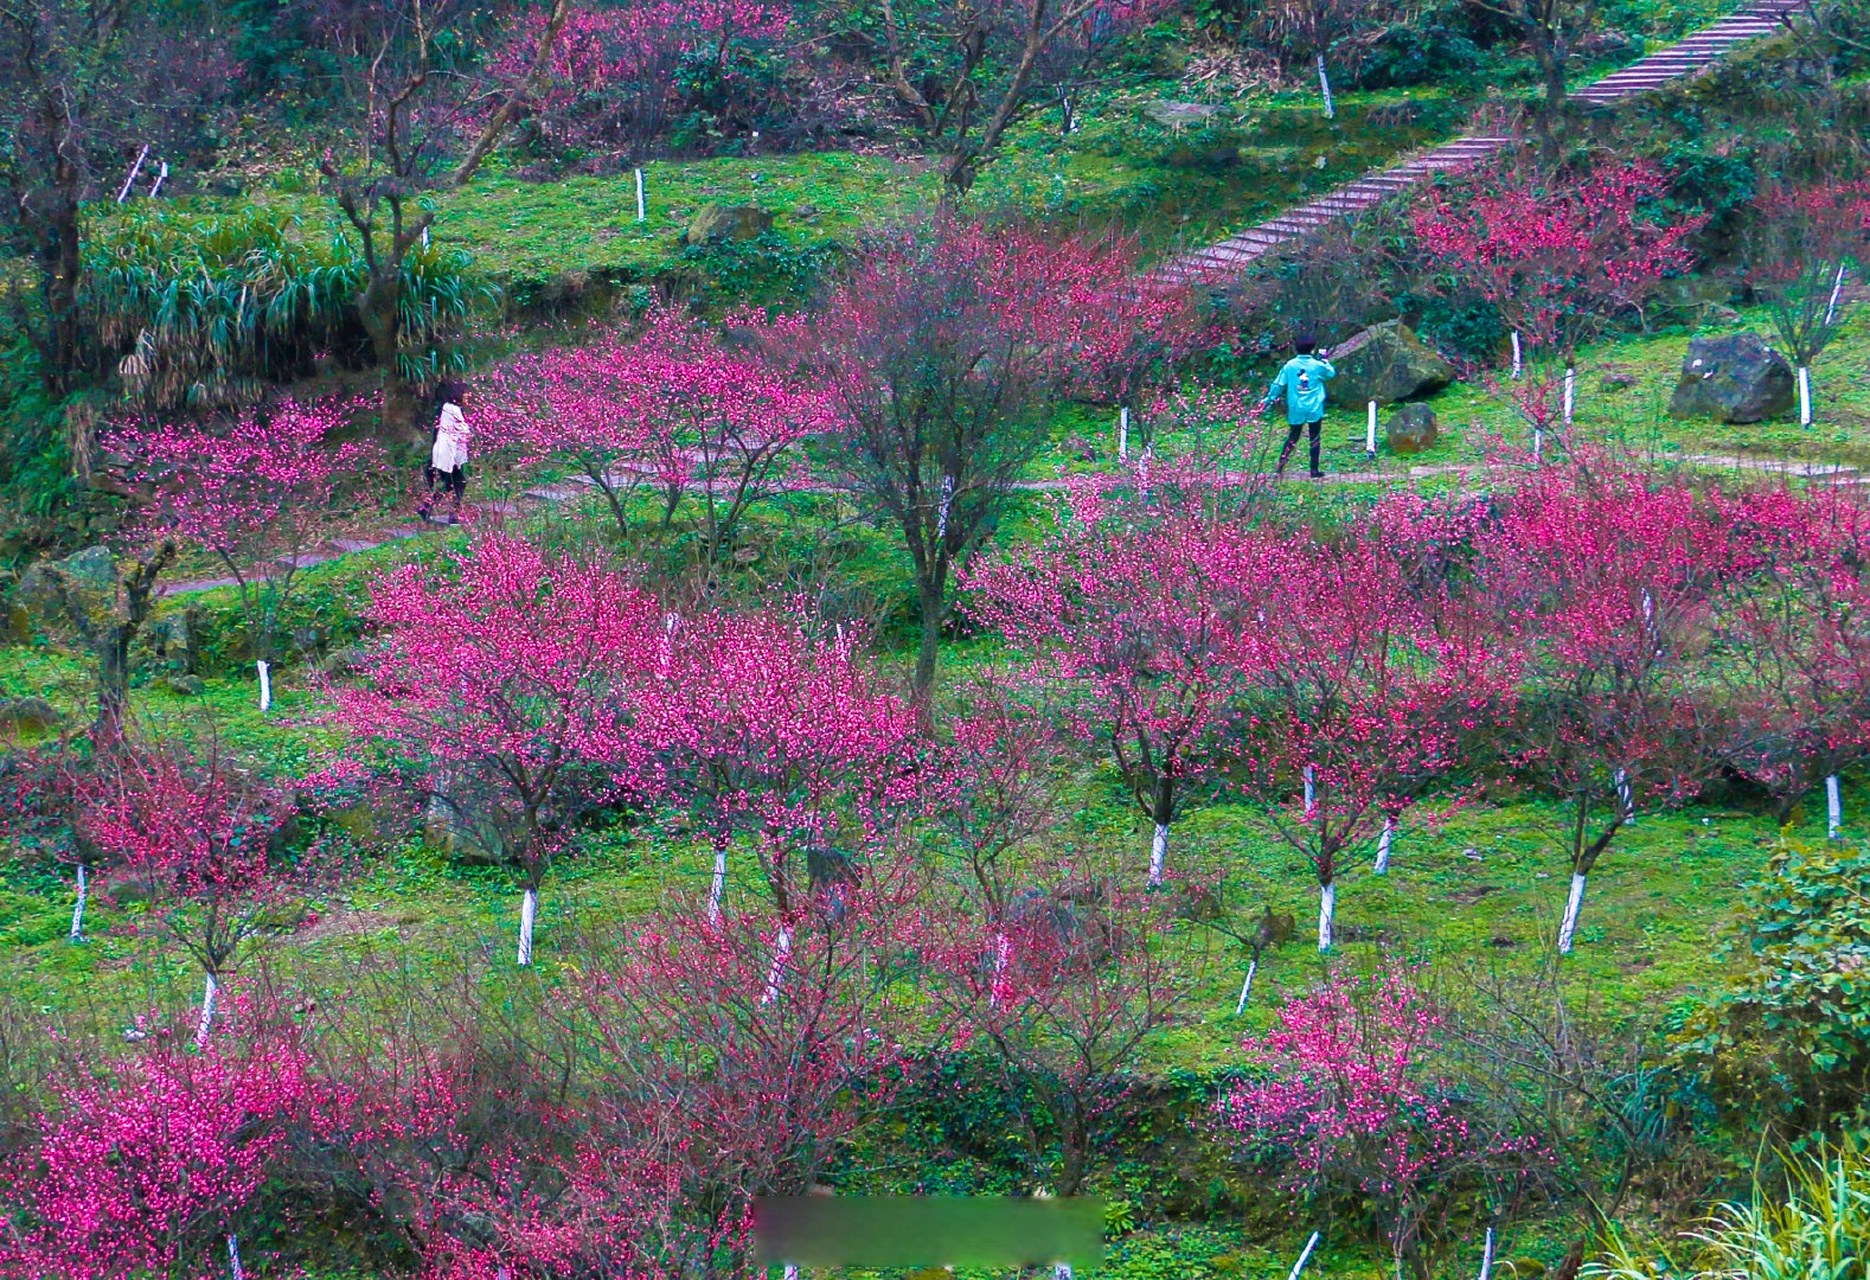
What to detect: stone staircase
<box><xmin>1157</xmin><ymin>0</ymin><xmax>1800</xmax><ymax>286</ymax></box>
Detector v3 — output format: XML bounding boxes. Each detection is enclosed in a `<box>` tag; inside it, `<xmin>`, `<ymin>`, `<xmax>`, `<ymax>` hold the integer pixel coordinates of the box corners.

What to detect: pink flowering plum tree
<box><xmin>1745</xmin><ymin>180</ymin><xmax>1870</xmax><ymax>425</ymax></box>
<box><xmin>488</xmin><ymin>309</ymin><xmax>832</xmax><ymax>569</ymax></box>
<box><xmin>0</xmin><ymin>1000</ymin><xmax>325</xmax><ymax>1280</ymax></box>
<box><xmin>579</xmin><ymin>885</ymin><xmax>916</xmax><ymax>1270</ymax></box>
<box><xmin>110</xmin><ymin>398</ymin><xmax>380</xmax><ymax>664</ymax></box>
<box><xmin>640</xmin><ymin>609</ymin><xmax>919</xmax><ymax>990</ymax></box>
<box><xmin>969</xmin><ymin>507</ymin><xmax>1265</xmax><ymax>888</ymax></box>
<box><xmin>1218</xmin><ymin>966</ymin><xmax>1530</xmax><ymax>1280</ymax></box>
<box><xmin>775</xmin><ymin>218</ymin><xmax>1190</xmax><ymax>705</ymax></box>
<box><xmin>1476</xmin><ymin>462</ymin><xmax>1739</xmax><ymax>953</ymax></box>
<box><xmin>924</xmin><ymin>864</ymin><xmax>1184</xmax><ymax>1198</ymax></box>
<box><xmin>1713</xmin><ymin>488</ymin><xmax>1870</xmax><ymax>832</ymax></box>
<box><xmin>1412</xmin><ymin>162</ymin><xmax>1703</xmax><ymax>454</ymax></box>
<box><xmin>76</xmin><ymin>738</ymin><xmax>295</xmax><ymax>1045</ymax></box>
<box><xmin>334</xmin><ymin>533</ymin><xmax>667</xmax><ymax>966</ymax></box>
<box><xmin>1225</xmin><ymin>524</ymin><xmax>1517</xmax><ymax>950</ymax></box>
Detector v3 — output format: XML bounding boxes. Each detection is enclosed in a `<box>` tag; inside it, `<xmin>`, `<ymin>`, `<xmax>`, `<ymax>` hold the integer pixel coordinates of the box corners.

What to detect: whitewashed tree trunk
<box><xmin>1289</xmin><ymin>1231</ymin><xmax>1322</xmax><ymax>1280</ymax></box>
<box><xmin>1479</xmin><ymin>1227</ymin><xmax>1495</xmax><ymax>1280</ymax></box>
<box><xmin>1533</xmin><ymin>425</ymin><xmax>1543</xmax><ymax>463</ymax></box>
<box><xmin>195</xmin><ymin>973</ymin><xmax>219</xmax><ymax>1047</ymax></box>
<box><xmin>1148</xmin><ymin>822</ymin><xmax>1169</xmax><ymax>886</ymax></box>
<box><xmin>1826</xmin><ymin>263</ymin><xmax>1848</xmax><ymax>326</ymax></box>
<box><xmin>1557</xmin><ymin>872</ymin><xmax>1588</xmax><ymax>955</ymax></box>
<box><xmin>784</xmin><ymin>1265</ymin><xmax>799</xmax><ymax>1280</ymax></box>
<box><xmin>1375</xmin><ymin>816</ymin><xmax>1393</xmax><ymax>875</ymax></box>
<box><xmin>635</xmin><ymin>167</ymin><xmax>646</xmax><ymax>222</ymax></box>
<box><xmin>1798</xmin><ymin>366</ymin><xmax>1812</xmax><ymax>426</ymax></box>
<box><xmin>1562</xmin><ymin>366</ymin><xmax>1575</xmax><ymax>429</ymax></box>
<box><xmin>1510</xmin><ymin>331</ymin><xmax>1522</xmax><ymax>378</ymax></box>
<box><xmin>1303</xmin><ymin>766</ymin><xmax>1316</xmax><ymax>819</ymax></box>
<box><xmin>1828</xmin><ymin>774</ymin><xmax>1842</xmax><ymax>840</ymax></box>
<box><xmin>1366</xmin><ymin>401</ymin><xmax>1377</xmax><ymax>455</ymax></box>
<box><xmin>117</xmin><ymin>144</ymin><xmax>150</xmax><ymax>202</ymax></box>
<box><xmin>517</xmin><ymin>888</ymin><xmax>537</xmax><ymax>966</ymax></box>
<box><xmin>761</xmin><ymin>925</ymin><xmax>793</xmax><ymax>1004</ymax></box>
<box><xmin>1614</xmin><ymin>769</ymin><xmax>1634</xmax><ymax>824</ymax></box>
<box><xmin>228</xmin><ymin>1234</ymin><xmax>245</xmax><ymax>1280</ymax></box>
<box><xmin>257</xmin><ymin>660</ymin><xmax>271</xmax><ymax>711</ymax></box>
<box><xmin>1118</xmin><ymin>406</ymin><xmax>1129</xmax><ymax>461</ymax></box>
<box><xmin>990</xmin><ymin>929</ymin><xmax>1010</xmax><ymax>1006</ymax></box>
<box><xmin>1317</xmin><ymin>881</ymin><xmax>1335</xmax><ymax>951</ymax></box>
<box><xmin>1316</xmin><ymin>55</ymin><xmax>1335</xmax><ymax>118</ymax></box>
<box><xmin>70</xmin><ymin>864</ymin><xmax>87</xmax><ymax>942</ymax></box>
<box><xmin>1234</xmin><ymin>957</ymin><xmax>1258</xmax><ymax>1015</ymax></box>
<box><xmin>708</xmin><ymin>841</ymin><xmax>728</xmax><ymax>923</ymax></box>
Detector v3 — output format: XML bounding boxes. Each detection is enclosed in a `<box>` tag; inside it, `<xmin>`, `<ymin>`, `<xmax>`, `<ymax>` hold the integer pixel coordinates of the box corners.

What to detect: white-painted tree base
<box><xmin>1375</xmin><ymin>816</ymin><xmax>1393</xmax><ymax>875</ymax></box>
<box><xmin>1289</xmin><ymin>1231</ymin><xmax>1322</xmax><ymax>1280</ymax></box>
<box><xmin>1798</xmin><ymin>366</ymin><xmax>1812</xmax><ymax>426</ymax></box>
<box><xmin>1148</xmin><ymin>823</ymin><xmax>1168</xmax><ymax>886</ymax></box>
<box><xmin>257</xmin><ymin>660</ymin><xmax>271</xmax><ymax>711</ymax></box>
<box><xmin>70</xmin><ymin>863</ymin><xmax>87</xmax><ymax>942</ymax></box>
<box><xmin>1318</xmin><ymin>882</ymin><xmax>1335</xmax><ymax>951</ymax></box>
<box><xmin>708</xmin><ymin>843</ymin><xmax>728</xmax><ymax>923</ymax></box>
<box><xmin>229</xmin><ymin>1234</ymin><xmax>245</xmax><ymax>1280</ymax></box>
<box><xmin>196</xmin><ymin>973</ymin><xmax>219</xmax><ymax>1048</ymax></box>
<box><xmin>762</xmin><ymin>925</ymin><xmax>793</xmax><ymax>1004</ymax></box>
<box><xmin>990</xmin><ymin>930</ymin><xmax>1010</xmax><ymax>1006</ymax></box>
<box><xmin>518</xmin><ymin>888</ymin><xmax>537</xmax><ymax>966</ymax></box>
<box><xmin>1557</xmin><ymin>872</ymin><xmax>1588</xmax><ymax>955</ymax></box>
<box><xmin>1828</xmin><ymin>774</ymin><xmax>1842</xmax><ymax>839</ymax></box>
<box><xmin>1479</xmin><ymin>1226</ymin><xmax>1495</xmax><ymax>1280</ymax></box>
<box><xmin>1316</xmin><ymin>56</ymin><xmax>1335</xmax><ymax>118</ymax></box>
<box><xmin>1235</xmin><ymin>958</ymin><xmax>1257</xmax><ymax>1015</ymax></box>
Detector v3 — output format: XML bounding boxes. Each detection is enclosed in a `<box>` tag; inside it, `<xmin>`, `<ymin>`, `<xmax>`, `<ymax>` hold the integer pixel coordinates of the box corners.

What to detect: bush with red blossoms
<box><xmin>1217</xmin><ymin>966</ymin><xmax>1533</xmax><ymax>1280</ymax></box>
<box><xmin>0</xmin><ymin>1004</ymin><xmax>327</xmax><ymax>1280</ymax></box>
<box><xmin>483</xmin><ymin>308</ymin><xmax>833</xmax><ymax>566</ymax></box>
<box><xmin>332</xmin><ymin>531</ymin><xmax>668</xmax><ymax>965</ymax></box>
<box><xmin>109</xmin><ymin>397</ymin><xmax>381</xmax><ymax>662</ymax></box>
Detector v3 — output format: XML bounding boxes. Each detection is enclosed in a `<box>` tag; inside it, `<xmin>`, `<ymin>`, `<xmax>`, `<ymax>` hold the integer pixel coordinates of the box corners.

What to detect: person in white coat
<box><xmin>420</xmin><ymin>380</ymin><xmax>471</xmax><ymax>523</ymax></box>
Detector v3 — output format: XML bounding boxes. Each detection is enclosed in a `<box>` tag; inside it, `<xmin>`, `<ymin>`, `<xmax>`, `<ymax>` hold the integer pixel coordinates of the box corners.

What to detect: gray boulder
<box><xmin>1386</xmin><ymin>403</ymin><xmax>1439</xmax><ymax>455</ymax></box>
<box><xmin>683</xmin><ymin>204</ymin><xmax>774</xmax><ymax>246</ymax></box>
<box><xmin>1329</xmin><ymin>321</ymin><xmax>1455</xmax><ymax>406</ymax></box>
<box><xmin>1669</xmin><ymin>332</ymin><xmax>1795</xmax><ymax>424</ymax></box>
<box><xmin>0</xmin><ymin>696</ymin><xmax>62</xmax><ymax>732</ymax></box>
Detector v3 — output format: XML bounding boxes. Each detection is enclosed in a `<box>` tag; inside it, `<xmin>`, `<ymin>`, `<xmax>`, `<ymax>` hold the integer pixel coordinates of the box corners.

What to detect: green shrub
<box><xmin>1672</xmin><ymin>839</ymin><xmax>1870</xmax><ymax>1132</ymax></box>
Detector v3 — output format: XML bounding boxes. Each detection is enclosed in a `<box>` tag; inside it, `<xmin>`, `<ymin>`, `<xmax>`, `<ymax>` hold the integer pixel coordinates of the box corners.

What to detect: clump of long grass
<box><xmin>1589</xmin><ymin>1139</ymin><xmax>1870</xmax><ymax>1279</ymax></box>
<box><xmin>84</xmin><ymin>206</ymin><xmax>489</xmax><ymax>409</ymax></box>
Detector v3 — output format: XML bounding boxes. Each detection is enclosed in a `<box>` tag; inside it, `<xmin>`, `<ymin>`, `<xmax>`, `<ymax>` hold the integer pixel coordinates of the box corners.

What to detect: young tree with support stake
<box><xmin>1476</xmin><ymin>463</ymin><xmax>1735</xmax><ymax>954</ymax></box>
<box><xmin>1712</xmin><ymin>488</ymin><xmax>1870</xmax><ymax>835</ymax></box>
<box><xmin>969</xmin><ymin>506</ymin><xmax>1260</xmax><ymax>888</ymax></box>
<box><xmin>1412</xmin><ymin>160</ymin><xmax>1703</xmax><ymax>457</ymax></box>
<box><xmin>1226</xmin><ymin>525</ymin><xmax>1514</xmax><ymax>950</ymax></box>
<box><xmin>1745</xmin><ymin>180</ymin><xmax>1870</xmax><ymax>428</ymax></box>
<box><xmin>777</xmin><ymin>218</ymin><xmax>1184</xmax><ymax>708</ymax></box>
<box><xmin>76</xmin><ymin>737</ymin><xmax>295</xmax><ymax>1046</ymax></box>
<box><xmin>334</xmin><ymin>533</ymin><xmax>667</xmax><ymax>967</ymax></box>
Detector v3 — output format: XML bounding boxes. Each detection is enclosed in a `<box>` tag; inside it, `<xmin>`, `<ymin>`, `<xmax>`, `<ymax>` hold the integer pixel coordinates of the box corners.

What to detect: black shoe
<box><xmin>1309</xmin><ymin>470</ymin><xmax>1325</xmax><ymax>479</ymax></box>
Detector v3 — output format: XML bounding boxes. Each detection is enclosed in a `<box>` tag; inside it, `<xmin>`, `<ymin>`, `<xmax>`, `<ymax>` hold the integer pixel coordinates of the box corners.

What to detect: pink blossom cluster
<box><xmin>1413</xmin><ymin>161</ymin><xmax>1706</xmax><ymax>355</ymax></box>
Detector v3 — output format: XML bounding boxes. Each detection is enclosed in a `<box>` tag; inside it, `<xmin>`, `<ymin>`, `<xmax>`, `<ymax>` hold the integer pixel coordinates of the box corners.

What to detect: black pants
<box><xmin>421</xmin><ymin>463</ymin><xmax>466</xmax><ymax>514</ymax></box>
<box><xmin>1277</xmin><ymin>419</ymin><xmax>1322</xmax><ymax>475</ymax></box>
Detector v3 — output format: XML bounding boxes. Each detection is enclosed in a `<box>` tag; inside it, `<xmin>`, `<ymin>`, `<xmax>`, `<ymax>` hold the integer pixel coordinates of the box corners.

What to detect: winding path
<box><xmin>1157</xmin><ymin>0</ymin><xmax>1801</xmax><ymax>286</ymax></box>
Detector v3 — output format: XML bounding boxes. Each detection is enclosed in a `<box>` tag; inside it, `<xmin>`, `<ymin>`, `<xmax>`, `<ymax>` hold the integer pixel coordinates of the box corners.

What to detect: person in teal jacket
<box><xmin>1262</xmin><ymin>334</ymin><xmax>1336</xmax><ymax>478</ymax></box>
